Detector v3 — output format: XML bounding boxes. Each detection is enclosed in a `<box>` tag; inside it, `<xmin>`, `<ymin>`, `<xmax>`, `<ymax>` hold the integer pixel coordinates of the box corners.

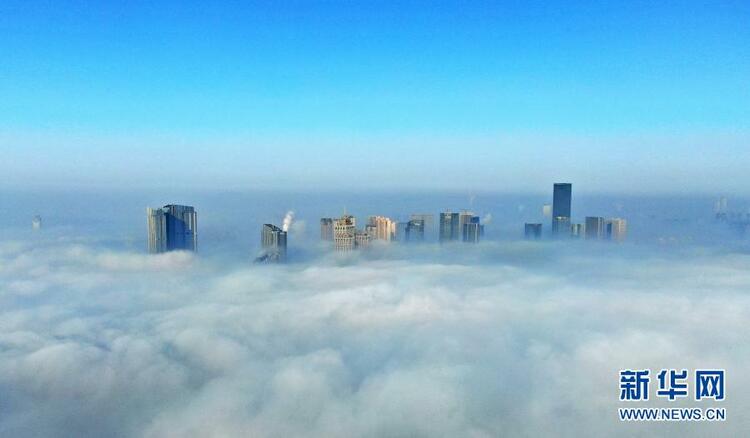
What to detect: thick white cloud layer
<box><xmin>0</xmin><ymin>239</ymin><xmax>748</xmax><ymax>437</ymax></box>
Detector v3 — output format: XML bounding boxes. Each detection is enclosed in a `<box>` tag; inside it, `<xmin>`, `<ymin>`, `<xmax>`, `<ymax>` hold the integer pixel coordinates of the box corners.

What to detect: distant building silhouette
<box><xmin>525</xmin><ymin>223</ymin><xmax>542</xmax><ymax>240</ymax></box>
<box><xmin>32</xmin><ymin>215</ymin><xmax>42</xmax><ymax>230</ymax></box>
<box><xmin>605</xmin><ymin>218</ymin><xmax>627</xmax><ymax>242</ymax></box>
<box><xmin>714</xmin><ymin>197</ymin><xmax>729</xmax><ymax>221</ymax></box>
<box><xmin>585</xmin><ymin>216</ymin><xmax>604</xmax><ymax>240</ymax></box>
<box><xmin>355</xmin><ymin>231</ymin><xmax>372</xmax><ymax>248</ymax></box>
<box><xmin>147</xmin><ymin>205</ymin><xmax>197</xmax><ymax>253</ymax></box>
<box><xmin>320</xmin><ymin>218</ymin><xmax>334</xmax><ymax>241</ymax></box>
<box><xmin>462</xmin><ymin>215</ymin><xmax>483</xmax><ymax>243</ymax></box>
<box><xmin>439</xmin><ymin>211</ymin><xmax>460</xmax><ymax>242</ymax></box>
<box><xmin>552</xmin><ymin>216</ymin><xmax>571</xmax><ymax>238</ymax></box>
<box><xmin>410</xmin><ymin>214</ymin><xmax>434</xmax><ymax>239</ymax></box>
<box><xmin>395</xmin><ymin>221</ymin><xmax>408</xmax><ymax>241</ymax></box>
<box><xmin>405</xmin><ymin>219</ymin><xmax>425</xmax><ymax>242</ymax></box>
<box><xmin>552</xmin><ymin>183</ymin><xmax>572</xmax><ymax>236</ymax></box>
<box><xmin>570</xmin><ymin>223</ymin><xmax>583</xmax><ymax>238</ymax></box>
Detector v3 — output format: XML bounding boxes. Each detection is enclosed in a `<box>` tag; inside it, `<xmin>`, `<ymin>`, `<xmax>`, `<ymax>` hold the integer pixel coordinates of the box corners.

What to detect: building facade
<box><xmin>354</xmin><ymin>231</ymin><xmax>372</xmax><ymax>248</ymax></box>
<box><xmin>259</xmin><ymin>223</ymin><xmax>287</xmax><ymax>262</ymax></box>
<box><xmin>551</xmin><ymin>216</ymin><xmax>571</xmax><ymax>237</ymax></box>
<box><xmin>410</xmin><ymin>214</ymin><xmax>434</xmax><ymax>238</ymax></box>
<box><xmin>320</xmin><ymin>218</ymin><xmax>334</xmax><ymax>241</ymax></box>
<box><xmin>552</xmin><ymin>183</ymin><xmax>572</xmax><ymax>236</ymax></box>
<box><xmin>570</xmin><ymin>223</ymin><xmax>584</xmax><ymax>238</ymax></box>
<box><xmin>462</xmin><ymin>216</ymin><xmax>483</xmax><ymax>243</ymax></box>
<box><xmin>524</xmin><ymin>223</ymin><xmax>542</xmax><ymax>240</ymax></box>
<box><xmin>368</xmin><ymin>216</ymin><xmax>397</xmax><ymax>241</ymax></box>
<box><xmin>405</xmin><ymin>219</ymin><xmax>425</xmax><ymax>242</ymax></box>
<box><xmin>333</xmin><ymin>215</ymin><xmax>356</xmax><ymax>251</ymax></box>
<box><xmin>605</xmin><ymin>218</ymin><xmax>627</xmax><ymax>242</ymax></box>
<box><xmin>439</xmin><ymin>211</ymin><xmax>460</xmax><ymax>242</ymax></box>
<box><xmin>147</xmin><ymin>204</ymin><xmax>197</xmax><ymax>253</ymax></box>
<box><xmin>585</xmin><ymin>216</ymin><xmax>604</xmax><ymax>240</ymax></box>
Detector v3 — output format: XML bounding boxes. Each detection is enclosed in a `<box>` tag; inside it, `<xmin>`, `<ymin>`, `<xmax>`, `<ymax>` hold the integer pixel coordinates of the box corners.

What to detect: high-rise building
<box><xmin>462</xmin><ymin>216</ymin><xmax>483</xmax><ymax>243</ymax></box>
<box><xmin>458</xmin><ymin>211</ymin><xmax>473</xmax><ymax>229</ymax></box>
<box><xmin>552</xmin><ymin>183</ymin><xmax>572</xmax><ymax>236</ymax></box>
<box><xmin>570</xmin><ymin>223</ymin><xmax>583</xmax><ymax>238</ymax></box>
<box><xmin>368</xmin><ymin>216</ymin><xmax>397</xmax><ymax>241</ymax></box>
<box><xmin>524</xmin><ymin>223</ymin><xmax>542</xmax><ymax>240</ymax></box>
<box><xmin>395</xmin><ymin>221</ymin><xmax>408</xmax><ymax>241</ymax></box>
<box><xmin>605</xmin><ymin>218</ymin><xmax>627</xmax><ymax>242</ymax></box>
<box><xmin>32</xmin><ymin>215</ymin><xmax>42</xmax><ymax>230</ymax></box>
<box><xmin>439</xmin><ymin>211</ymin><xmax>460</xmax><ymax>242</ymax></box>
<box><xmin>147</xmin><ymin>204</ymin><xmax>197</xmax><ymax>253</ymax></box>
<box><xmin>410</xmin><ymin>214</ymin><xmax>434</xmax><ymax>238</ymax></box>
<box><xmin>333</xmin><ymin>215</ymin><xmax>356</xmax><ymax>251</ymax></box>
<box><xmin>259</xmin><ymin>224</ymin><xmax>287</xmax><ymax>262</ymax></box>
<box><xmin>355</xmin><ymin>231</ymin><xmax>372</xmax><ymax>248</ymax></box>
<box><xmin>585</xmin><ymin>216</ymin><xmax>604</xmax><ymax>240</ymax></box>
<box><xmin>714</xmin><ymin>197</ymin><xmax>729</xmax><ymax>221</ymax></box>
<box><xmin>365</xmin><ymin>223</ymin><xmax>377</xmax><ymax>238</ymax></box>
<box><xmin>552</xmin><ymin>216</ymin><xmax>571</xmax><ymax>237</ymax></box>
<box><xmin>320</xmin><ymin>218</ymin><xmax>334</xmax><ymax>241</ymax></box>
<box><xmin>405</xmin><ymin>219</ymin><xmax>425</xmax><ymax>242</ymax></box>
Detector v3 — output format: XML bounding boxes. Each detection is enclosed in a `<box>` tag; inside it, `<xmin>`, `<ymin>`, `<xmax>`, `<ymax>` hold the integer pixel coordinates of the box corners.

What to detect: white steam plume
<box><xmin>282</xmin><ymin>211</ymin><xmax>295</xmax><ymax>232</ymax></box>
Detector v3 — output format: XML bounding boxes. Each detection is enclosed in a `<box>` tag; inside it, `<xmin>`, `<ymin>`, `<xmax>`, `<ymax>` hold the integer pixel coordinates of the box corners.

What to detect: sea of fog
<box><xmin>0</xmin><ymin>190</ymin><xmax>749</xmax><ymax>437</ymax></box>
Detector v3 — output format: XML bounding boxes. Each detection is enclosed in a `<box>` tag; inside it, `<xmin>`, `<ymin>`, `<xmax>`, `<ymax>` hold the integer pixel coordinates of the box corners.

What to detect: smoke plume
<box><xmin>282</xmin><ymin>211</ymin><xmax>294</xmax><ymax>232</ymax></box>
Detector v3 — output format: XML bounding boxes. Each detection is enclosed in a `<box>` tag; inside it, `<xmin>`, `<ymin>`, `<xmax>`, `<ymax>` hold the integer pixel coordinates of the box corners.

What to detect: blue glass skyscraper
<box><xmin>147</xmin><ymin>204</ymin><xmax>198</xmax><ymax>253</ymax></box>
<box><xmin>552</xmin><ymin>183</ymin><xmax>572</xmax><ymax>236</ymax></box>
<box><xmin>439</xmin><ymin>211</ymin><xmax>460</xmax><ymax>242</ymax></box>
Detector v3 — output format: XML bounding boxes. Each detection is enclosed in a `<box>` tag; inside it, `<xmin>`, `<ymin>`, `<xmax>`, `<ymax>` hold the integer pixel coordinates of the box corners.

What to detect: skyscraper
<box><xmin>462</xmin><ymin>216</ymin><xmax>483</xmax><ymax>243</ymax></box>
<box><xmin>333</xmin><ymin>215</ymin><xmax>356</xmax><ymax>251</ymax></box>
<box><xmin>147</xmin><ymin>204</ymin><xmax>197</xmax><ymax>253</ymax></box>
<box><xmin>259</xmin><ymin>224</ymin><xmax>287</xmax><ymax>262</ymax></box>
<box><xmin>458</xmin><ymin>211</ymin><xmax>472</xmax><ymax>228</ymax></box>
<box><xmin>524</xmin><ymin>223</ymin><xmax>542</xmax><ymax>240</ymax></box>
<box><xmin>585</xmin><ymin>216</ymin><xmax>604</xmax><ymax>240</ymax></box>
<box><xmin>368</xmin><ymin>216</ymin><xmax>397</xmax><ymax>241</ymax></box>
<box><xmin>552</xmin><ymin>216</ymin><xmax>571</xmax><ymax>237</ymax></box>
<box><xmin>405</xmin><ymin>219</ymin><xmax>425</xmax><ymax>242</ymax></box>
<box><xmin>605</xmin><ymin>218</ymin><xmax>627</xmax><ymax>242</ymax></box>
<box><xmin>570</xmin><ymin>223</ymin><xmax>584</xmax><ymax>238</ymax></box>
<box><xmin>355</xmin><ymin>231</ymin><xmax>372</xmax><ymax>248</ymax></box>
<box><xmin>395</xmin><ymin>221</ymin><xmax>408</xmax><ymax>241</ymax></box>
<box><xmin>320</xmin><ymin>218</ymin><xmax>334</xmax><ymax>241</ymax></box>
<box><xmin>552</xmin><ymin>183</ymin><xmax>572</xmax><ymax>236</ymax></box>
<box><xmin>439</xmin><ymin>211</ymin><xmax>460</xmax><ymax>242</ymax></box>
<box><xmin>410</xmin><ymin>214</ymin><xmax>434</xmax><ymax>239</ymax></box>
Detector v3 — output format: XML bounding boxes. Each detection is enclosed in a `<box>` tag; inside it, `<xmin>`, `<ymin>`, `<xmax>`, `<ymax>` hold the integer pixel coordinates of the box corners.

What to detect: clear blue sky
<box><xmin>1</xmin><ymin>1</ymin><xmax>748</xmax><ymax>193</ymax></box>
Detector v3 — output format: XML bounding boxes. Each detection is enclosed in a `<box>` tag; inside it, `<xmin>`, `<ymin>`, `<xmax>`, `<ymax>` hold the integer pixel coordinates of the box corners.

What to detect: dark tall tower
<box><xmin>552</xmin><ymin>183</ymin><xmax>572</xmax><ymax>236</ymax></box>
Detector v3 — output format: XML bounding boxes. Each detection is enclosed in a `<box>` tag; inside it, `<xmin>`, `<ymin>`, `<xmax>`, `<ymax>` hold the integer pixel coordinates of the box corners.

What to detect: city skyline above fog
<box><xmin>1</xmin><ymin>1</ymin><xmax>749</xmax><ymax>193</ymax></box>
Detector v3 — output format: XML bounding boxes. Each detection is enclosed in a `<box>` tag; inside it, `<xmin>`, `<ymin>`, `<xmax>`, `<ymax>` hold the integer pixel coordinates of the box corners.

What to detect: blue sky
<box><xmin>1</xmin><ymin>1</ymin><xmax>748</xmax><ymax>193</ymax></box>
